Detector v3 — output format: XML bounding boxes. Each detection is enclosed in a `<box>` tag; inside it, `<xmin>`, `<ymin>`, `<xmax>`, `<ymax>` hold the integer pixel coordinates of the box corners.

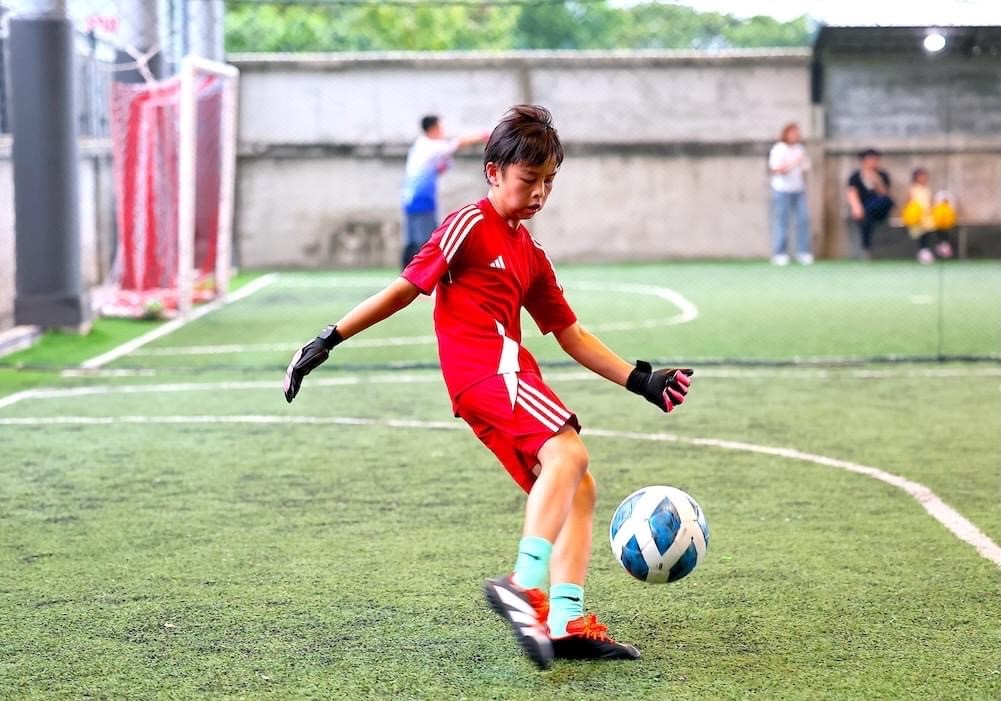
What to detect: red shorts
<box><xmin>455</xmin><ymin>372</ymin><xmax>580</xmax><ymax>493</ymax></box>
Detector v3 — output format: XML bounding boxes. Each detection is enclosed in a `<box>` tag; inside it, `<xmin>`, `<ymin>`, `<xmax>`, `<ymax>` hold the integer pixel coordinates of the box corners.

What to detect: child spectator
<box><xmin>901</xmin><ymin>168</ymin><xmax>954</xmax><ymax>264</ymax></box>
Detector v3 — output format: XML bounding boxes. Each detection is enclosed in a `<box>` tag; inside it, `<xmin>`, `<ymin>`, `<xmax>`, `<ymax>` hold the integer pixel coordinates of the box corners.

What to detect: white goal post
<box><xmin>177</xmin><ymin>55</ymin><xmax>239</xmax><ymax>318</ymax></box>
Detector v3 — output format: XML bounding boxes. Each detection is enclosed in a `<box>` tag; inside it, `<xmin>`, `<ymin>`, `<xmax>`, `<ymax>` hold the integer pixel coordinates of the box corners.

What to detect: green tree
<box><xmin>722</xmin><ymin>14</ymin><xmax>813</xmax><ymax>48</ymax></box>
<box><xmin>224</xmin><ymin>0</ymin><xmax>812</xmax><ymax>54</ymax></box>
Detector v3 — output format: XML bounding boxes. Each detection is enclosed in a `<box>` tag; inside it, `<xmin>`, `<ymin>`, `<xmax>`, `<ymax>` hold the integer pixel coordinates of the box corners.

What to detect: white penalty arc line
<box><xmin>1</xmin><ymin>411</ymin><xmax>999</xmax><ymax>569</ymax></box>
<box><xmin>78</xmin><ymin>274</ymin><xmax>278</xmax><ymax>369</ymax></box>
<box><xmin>126</xmin><ymin>280</ymin><xmax>699</xmax><ymax>357</ymax></box>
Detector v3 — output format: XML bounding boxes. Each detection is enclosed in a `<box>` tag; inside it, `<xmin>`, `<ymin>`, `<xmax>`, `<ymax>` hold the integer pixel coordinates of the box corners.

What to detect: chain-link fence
<box><xmin>0</xmin><ymin>0</ymin><xmax>225</xmax><ymax>137</ymax></box>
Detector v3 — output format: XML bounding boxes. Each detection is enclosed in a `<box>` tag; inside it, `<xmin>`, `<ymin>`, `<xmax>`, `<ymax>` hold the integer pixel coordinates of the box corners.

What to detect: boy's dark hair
<box><xmin>912</xmin><ymin>167</ymin><xmax>928</xmax><ymax>182</ymax></box>
<box><xmin>859</xmin><ymin>148</ymin><xmax>881</xmax><ymax>160</ymax></box>
<box><xmin>421</xmin><ymin>115</ymin><xmax>440</xmax><ymax>133</ymax></box>
<box><xmin>483</xmin><ymin>105</ymin><xmax>564</xmax><ymax>180</ymax></box>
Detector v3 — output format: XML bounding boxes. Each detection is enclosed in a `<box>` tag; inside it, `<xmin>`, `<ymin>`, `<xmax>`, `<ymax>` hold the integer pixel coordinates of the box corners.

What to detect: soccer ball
<box><xmin>609</xmin><ymin>485</ymin><xmax>709</xmax><ymax>583</ymax></box>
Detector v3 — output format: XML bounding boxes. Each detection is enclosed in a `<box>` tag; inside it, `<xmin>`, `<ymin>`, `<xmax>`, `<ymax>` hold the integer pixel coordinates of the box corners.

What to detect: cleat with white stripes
<box><xmin>483</xmin><ymin>574</ymin><xmax>553</xmax><ymax>670</ymax></box>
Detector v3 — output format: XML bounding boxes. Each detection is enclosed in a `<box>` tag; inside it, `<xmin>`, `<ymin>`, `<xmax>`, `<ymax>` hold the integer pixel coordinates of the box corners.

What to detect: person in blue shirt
<box><xmin>401</xmin><ymin>115</ymin><xmax>488</xmax><ymax>268</ymax></box>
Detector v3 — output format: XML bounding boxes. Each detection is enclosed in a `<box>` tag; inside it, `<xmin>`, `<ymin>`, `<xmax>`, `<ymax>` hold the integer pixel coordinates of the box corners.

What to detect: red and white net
<box><xmin>105</xmin><ymin>71</ymin><xmax>227</xmax><ymax>317</ymax></box>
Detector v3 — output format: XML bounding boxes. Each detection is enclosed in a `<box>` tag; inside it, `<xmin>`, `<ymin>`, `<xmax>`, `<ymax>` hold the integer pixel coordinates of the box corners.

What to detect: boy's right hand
<box><xmin>283</xmin><ymin>325</ymin><xmax>343</xmax><ymax>403</ymax></box>
<box><xmin>626</xmin><ymin>361</ymin><xmax>693</xmax><ymax>413</ymax></box>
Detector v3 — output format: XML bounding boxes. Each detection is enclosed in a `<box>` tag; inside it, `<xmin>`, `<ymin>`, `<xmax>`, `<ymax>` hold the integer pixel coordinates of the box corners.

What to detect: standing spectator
<box><xmin>846</xmin><ymin>148</ymin><xmax>894</xmax><ymax>261</ymax></box>
<box><xmin>768</xmin><ymin>122</ymin><xmax>812</xmax><ymax>265</ymax></box>
<box><xmin>400</xmin><ymin>115</ymin><xmax>488</xmax><ymax>268</ymax></box>
<box><xmin>901</xmin><ymin>167</ymin><xmax>955</xmax><ymax>264</ymax></box>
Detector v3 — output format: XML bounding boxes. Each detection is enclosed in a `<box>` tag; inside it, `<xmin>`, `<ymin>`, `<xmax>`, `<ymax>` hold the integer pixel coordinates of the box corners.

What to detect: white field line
<box><xmin>586</xmin><ymin>429</ymin><xmax>1001</xmax><ymax>569</ymax></box>
<box><xmin>54</xmin><ymin>364</ymin><xmax>1001</xmax><ymax>382</ymax></box>
<box><xmin>1</xmin><ymin>410</ymin><xmax>999</xmax><ymax>569</ymax></box>
<box><xmin>9</xmin><ymin>365</ymin><xmax>1001</xmax><ymax>407</ymax></box>
<box><xmin>79</xmin><ymin>274</ymin><xmax>278</xmax><ymax>369</ymax></box>
<box><xmin>127</xmin><ymin>280</ymin><xmax>699</xmax><ymax>357</ymax></box>
<box><xmin>0</xmin><ymin>389</ymin><xmax>36</xmax><ymax>410</ymax></box>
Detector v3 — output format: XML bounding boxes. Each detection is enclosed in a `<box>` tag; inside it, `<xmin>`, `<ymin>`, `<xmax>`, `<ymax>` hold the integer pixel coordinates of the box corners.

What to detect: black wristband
<box><xmin>317</xmin><ymin>324</ymin><xmax>344</xmax><ymax>350</ymax></box>
<box><xmin>626</xmin><ymin>360</ymin><xmax>652</xmax><ymax>395</ymax></box>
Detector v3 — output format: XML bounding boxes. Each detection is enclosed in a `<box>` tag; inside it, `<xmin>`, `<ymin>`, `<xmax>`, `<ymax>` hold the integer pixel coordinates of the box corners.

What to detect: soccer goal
<box><xmin>107</xmin><ymin>55</ymin><xmax>239</xmax><ymax>319</ymax></box>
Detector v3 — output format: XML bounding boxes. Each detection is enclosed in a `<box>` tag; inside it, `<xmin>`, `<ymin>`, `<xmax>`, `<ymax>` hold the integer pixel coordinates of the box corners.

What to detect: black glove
<box><xmin>626</xmin><ymin>361</ymin><xmax>693</xmax><ymax>413</ymax></box>
<box><xmin>283</xmin><ymin>325</ymin><xmax>343</xmax><ymax>403</ymax></box>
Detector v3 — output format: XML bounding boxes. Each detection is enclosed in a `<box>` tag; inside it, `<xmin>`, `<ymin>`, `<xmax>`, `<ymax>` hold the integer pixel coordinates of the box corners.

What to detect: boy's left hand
<box><xmin>283</xmin><ymin>325</ymin><xmax>343</xmax><ymax>403</ymax></box>
<box><xmin>626</xmin><ymin>361</ymin><xmax>693</xmax><ymax>413</ymax></box>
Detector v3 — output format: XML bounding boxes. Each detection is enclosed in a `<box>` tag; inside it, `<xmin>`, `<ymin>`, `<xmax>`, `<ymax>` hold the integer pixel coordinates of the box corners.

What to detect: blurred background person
<box><xmin>901</xmin><ymin>167</ymin><xmax>955</xmax><ymax>264</ymax></box>
<box><xmin>846</xmin><ymin>148</ymin><xmax>894</xmax><ymax>261</ymax></box>
<box><xmin>768</xmin><ymin>121</ymin><xmax>812</xmax><ymax>265</ymax></box>
<box><xmin>400</xmin><ymin>115</ymin><xmax>488</xmax><ymax>268</ymax></box>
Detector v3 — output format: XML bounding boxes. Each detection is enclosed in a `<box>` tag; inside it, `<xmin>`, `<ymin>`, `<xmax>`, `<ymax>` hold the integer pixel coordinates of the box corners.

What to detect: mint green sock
<box><xmin>512</xmin><ymin>536</ymin><xmax>552</xmax><ymax>590</ymax></box>
<box><xmin>547</xmin><ymin>583</ymin><xmax>584</xmax><ymax>637</ymax></box>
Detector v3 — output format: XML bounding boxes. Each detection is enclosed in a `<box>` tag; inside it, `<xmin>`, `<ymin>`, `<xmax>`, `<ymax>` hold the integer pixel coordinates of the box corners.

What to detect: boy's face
<box><xmin>487</xmin><ymin>160</ymin><xmax>559</xmax><ymax>221</ymax></box>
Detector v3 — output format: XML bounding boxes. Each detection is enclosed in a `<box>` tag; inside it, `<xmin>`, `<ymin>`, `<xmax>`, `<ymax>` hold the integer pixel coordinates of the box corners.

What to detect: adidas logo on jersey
<box><xmin>490</xmin><ymin>255</ymin><xmax>506</xmax><ymax>270</ymax></box>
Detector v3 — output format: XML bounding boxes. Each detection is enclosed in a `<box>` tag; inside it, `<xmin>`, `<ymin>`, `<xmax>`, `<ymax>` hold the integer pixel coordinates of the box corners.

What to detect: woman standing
<box><xmin>768</xmin><ymin>122</ymin><xmax>813</xmax><ymax>265</ymax></box>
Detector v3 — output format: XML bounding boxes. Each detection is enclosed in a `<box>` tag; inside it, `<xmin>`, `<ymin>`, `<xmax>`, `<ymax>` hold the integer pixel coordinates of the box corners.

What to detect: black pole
<box><xmin>10</xmin><ymin>11</ymin><xmax>92</xmax><ymax>329</ymax></box>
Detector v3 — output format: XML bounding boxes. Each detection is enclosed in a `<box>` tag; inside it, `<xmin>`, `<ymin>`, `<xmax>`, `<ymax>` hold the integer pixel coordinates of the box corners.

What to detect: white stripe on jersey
<box><xmin>516</xmin><ymin>395</ymin><xmax>563</xmax><ymax>432</ymax></box>
<box><xmin>439</xmin><ymin>205</ymin><xmax>482</xmax><ymax>263</ymax></box>
<box><xmin>442</xmin><ymin>212</ymin><xmax>481</xmax><ymax>263</ymax></box>
<box><xmin>438</xmin><ymin>204</ymin><xmax>477</xmax><ymax>257</ymax></box>
<box><xmin>518</xmin><ymin>381</ymin><xmax>570</xmax><ymax>422</ymax></box>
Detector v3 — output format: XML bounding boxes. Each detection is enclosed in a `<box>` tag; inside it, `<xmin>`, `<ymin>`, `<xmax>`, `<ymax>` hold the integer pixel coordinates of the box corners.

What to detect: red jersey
<box><xmin>401</xmin><ymin>197</ymin><xmax>577</xmax><ymax>406</ymax></box>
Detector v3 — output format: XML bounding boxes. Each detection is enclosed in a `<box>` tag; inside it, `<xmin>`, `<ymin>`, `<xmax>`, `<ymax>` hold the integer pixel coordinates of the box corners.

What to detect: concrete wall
<box><xmin>824</xmin><ymin>54</ymin><xmax>1001</xmax><ymax>139</ymax></box>
<box><xmin>232</xmin><ymin>50</ymin><xmax>816</xmax><ymax>267</ymax></box>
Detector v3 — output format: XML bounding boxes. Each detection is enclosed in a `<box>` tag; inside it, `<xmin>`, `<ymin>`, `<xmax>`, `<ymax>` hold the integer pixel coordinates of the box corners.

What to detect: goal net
<box><xmin>105</xmin><ymin>56</ymin><xmax>238</xmax><ymax>318</ymax></box>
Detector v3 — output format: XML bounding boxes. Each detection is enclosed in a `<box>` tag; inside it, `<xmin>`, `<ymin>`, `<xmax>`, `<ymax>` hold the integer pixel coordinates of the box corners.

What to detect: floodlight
<box><xmin>923</xmin><ymin>31</ymin><xmax>946</xmax><ymax>53</ymax></box>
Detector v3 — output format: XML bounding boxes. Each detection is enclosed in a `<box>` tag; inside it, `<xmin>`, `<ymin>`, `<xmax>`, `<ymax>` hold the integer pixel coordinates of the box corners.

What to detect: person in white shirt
<box><xmin>768</xmin><ymin>122</ymin><xmax>813</xmax><ymax>265</ymax></box>
<box><xmin>400</xmin><ymin>115</ymin><xmax>488</xmax><ymax>268</ymax></box>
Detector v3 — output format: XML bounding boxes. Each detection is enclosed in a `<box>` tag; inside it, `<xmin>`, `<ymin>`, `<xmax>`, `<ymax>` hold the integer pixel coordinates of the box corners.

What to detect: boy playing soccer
<box><xmin>284</xmin><ymin>105</ymin><xmax>693</xmax><ymax>669</ymax></box>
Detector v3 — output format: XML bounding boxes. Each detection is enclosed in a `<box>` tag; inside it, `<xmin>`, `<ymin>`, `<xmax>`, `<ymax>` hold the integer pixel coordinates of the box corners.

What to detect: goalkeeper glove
<box><xmin>283</xmin><ymin>325</ymin><xmax>343</xmax><ymax>403</ymax></box>
<box><xmin>626</xmin><ymin>361</ymin><xmax>693</xmax><ymax>413</ymax></box>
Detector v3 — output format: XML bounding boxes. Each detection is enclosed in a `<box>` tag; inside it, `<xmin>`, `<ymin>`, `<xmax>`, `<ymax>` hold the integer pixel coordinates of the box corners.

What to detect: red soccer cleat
<box><xmin>550</xmin><ymin>613</ymin><xmax>641</xmax><ymax>661</ymax></box>
<box><xmin>484</xmin><ymin>574</ymin><xmax>553</xmax><ymax>669</ymax></box>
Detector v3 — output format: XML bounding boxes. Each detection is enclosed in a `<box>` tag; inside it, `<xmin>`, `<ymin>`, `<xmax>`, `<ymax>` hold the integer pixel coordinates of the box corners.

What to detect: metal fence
<box><xmin>0</xmin><ymin>0</ymin><xmax>224</xmax><ymax>137</ymax></box>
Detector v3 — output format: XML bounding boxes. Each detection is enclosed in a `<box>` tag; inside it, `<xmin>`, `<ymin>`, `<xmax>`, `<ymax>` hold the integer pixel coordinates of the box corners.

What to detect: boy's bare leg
<box><xmin>524</xmin><ymin>426</ymin><xmax>590</xmax><ymax>541</ymax></box>
<box><xmin>482</xmin><ymin>427</ymin><xmax>587</xmax><ymax>670</ymax></box>
<box><xmin>537</xmin><ymin>435</ymin><xmax>639</xmax><ymax>660</ymax></box>
<box><xmin>549</xmin><ymin>471</ymin><xmax>595</xmax><ymax>586</ymax></box>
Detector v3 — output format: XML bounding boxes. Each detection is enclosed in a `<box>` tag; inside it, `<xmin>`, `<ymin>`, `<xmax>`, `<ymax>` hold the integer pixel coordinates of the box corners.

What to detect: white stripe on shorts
<box><xmin>515</xmin><ymin>380</ymin><xmax>570</xmax><ymax>432</ymax></box>
<box><xmin>518</xmin><ymin>381</ymin><xmax>570</xmax><ymax>422</ymax></box>
<box><xmin>516</xmin><ymin>395</ymin><xmax>563</xmax><ymax>432</ymax></box>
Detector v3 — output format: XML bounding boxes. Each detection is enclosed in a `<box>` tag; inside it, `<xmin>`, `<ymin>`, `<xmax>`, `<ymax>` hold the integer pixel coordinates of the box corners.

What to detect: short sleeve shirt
<box><xmin>401</xmin><ymin>197</ymin><xmax>577</xmax><ymax>404</ymax></box>
<box><xmin>768</xmin><ymin>141</ymin><xmax>806</xmax><ymax>193</ymax></box>
<box><xmin>848</xmin><ymin>169</ymin><xmax>891</xmax><ymax>206</ymax></box>
<box><xmin>400</xmin><ymin>135</ymin><xmax>460</xmax><ymax>215</ymax></box>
